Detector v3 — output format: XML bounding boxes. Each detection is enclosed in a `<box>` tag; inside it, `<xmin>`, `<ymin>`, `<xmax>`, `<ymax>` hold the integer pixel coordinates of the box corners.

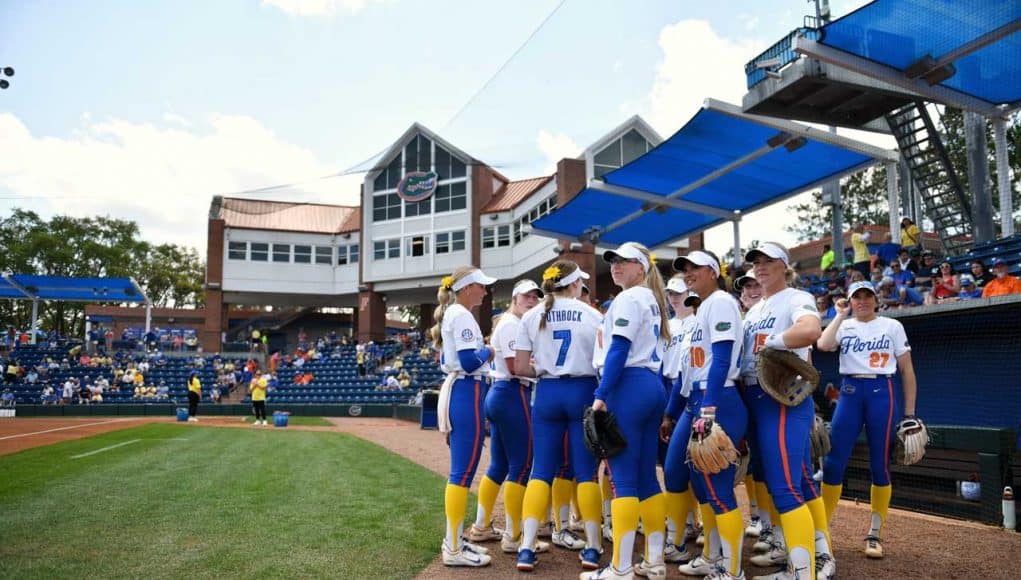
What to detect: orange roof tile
<box><xmin>481</xmin><ymin>175</ymin><xmax>554</xmax><ymax>214</ymax></box>
<box><xmin>217</xmin><ymin>197</ymin><xmax>360</xmax><ymax>234</ymax></box>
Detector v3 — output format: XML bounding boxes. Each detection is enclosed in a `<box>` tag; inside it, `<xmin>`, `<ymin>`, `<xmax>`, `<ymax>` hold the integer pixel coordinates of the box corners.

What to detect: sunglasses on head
<box><xmin>608</xmin><ymin>257</ymin><xmax>640</xmax><ymax>265</ymax></box>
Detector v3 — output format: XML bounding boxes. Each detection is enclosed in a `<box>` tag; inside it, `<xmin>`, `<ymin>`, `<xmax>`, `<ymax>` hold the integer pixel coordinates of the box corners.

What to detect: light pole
<box><xmin>0</xmin><ymin>67</ymin><xmax>13</xmax><ymax>89</ymax></box>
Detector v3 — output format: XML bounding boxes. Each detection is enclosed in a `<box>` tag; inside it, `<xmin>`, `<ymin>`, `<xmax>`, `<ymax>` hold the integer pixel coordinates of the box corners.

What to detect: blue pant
<box><xmin>448</xmin><ymin>377</ymin><xmax>486</xmax><ymax>487</ymax></box>
<box><xmin>605</xmin><ymin>368</ymin><xmax>667</xmax><ymax>500</ymax></box>
<box><xmin>663</xmin><ymin>398</ymin><xmax>694</xmax><ymax>494</ymax></box>
<box><xmin>684</xmin><ymin>387</ymin><xmax>748</xmax><ymax>513</ymax></box>
<box><xmin>529</xmin><ymin>376</ymin><xmax>598</xmax><ymax>484</ymax></box>
<box><xmin>485</xmin><ymin>379</ymin><xmax>534</xmax><ymax>486</ymax></box>
<box><xmin>823</xmin><ymin>376</ymin><xmax>900</xmax><ymax>487</ymax></box>
<box><xmin>745</xmin><ymin>384</ymin><xmax>814</xmax><ymax>513</ymax></box>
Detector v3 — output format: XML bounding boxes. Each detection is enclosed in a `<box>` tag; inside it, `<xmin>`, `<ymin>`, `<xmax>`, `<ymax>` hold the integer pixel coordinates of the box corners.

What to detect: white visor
<box><xmin>672</xmin><ymin>251</ymin><xmax>721</xmax><ymax>278</ymax></box>
<box><xmin>603</xmin><ymin>242</ymin><xmax>649</xmax><ymax>273</ymax></box>
<box><xmin>555</xmin><ymin>268</ymin><xmax>590</xmax><ymax>288</ymax></box>
<box><xmin>848</xmin><ymin>281</ymin><xmax>878</xmax><ymax>296</ymax></box>
<box><xmin>452</xmin><ymin>269</ymin><xmax>498</xmax><ymax>292</ymax></box>
<box><xmin>666</xmin><ymin>277</ymin><xmax>688</xmax><ymax>294</ymax></box>
<box><xmin>735</xmin><ymin>270</ymin><xmax>757</xmax><ymax>290</ymax></box>
<box><xmin>683</xmin><ymin>291</ymin><xmax>701</xmax><ymax>307</ymax></box>
<box><xmin>512</xmin><ymin>279</ymin><xmax>544</xmax><ymax>298</ymax></box>
<box><xmin>745</xmin><ymin>242</ymin><xmax>790</xmax><ymax>266</ymax></box>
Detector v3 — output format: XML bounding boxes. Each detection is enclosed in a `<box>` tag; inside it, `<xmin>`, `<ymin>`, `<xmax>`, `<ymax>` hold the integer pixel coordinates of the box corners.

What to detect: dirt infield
<box><xmin>3</xmin><ymin>415</ymin><xmax>1017</xmax><ymax>578</ymax></box>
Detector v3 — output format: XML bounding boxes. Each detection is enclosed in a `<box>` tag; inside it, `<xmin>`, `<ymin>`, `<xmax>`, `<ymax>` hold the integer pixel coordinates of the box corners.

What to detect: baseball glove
<box><xmin>756</xmin><ymin>347</ymin><xmax>821</xmax><ymax>406</ymax></box>
<box><xmin>893</xmin><ymin>416</ymin><xmax>929</xmax><ymax>466</ymax></box>
<box><xmin>810</xmin><ymin>414</ymin><xmax>831</xmax><ymax>462</ymax></box>
<box><xmin>686</xmin><ymin>418</ymin><xmax>739</xmax><ymax>474</ymax></box>
<box><xmin>583</xmin><ymin>407</ymin><xmax>627</xmax><ymax>459</ymax></box>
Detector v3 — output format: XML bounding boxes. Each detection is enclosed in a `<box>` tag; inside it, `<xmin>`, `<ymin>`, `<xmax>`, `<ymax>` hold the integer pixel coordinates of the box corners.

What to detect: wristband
<box><xmin>764</xmin><ymin>333</ymin><xmax>786</xmax><ymax>349</ymax></box>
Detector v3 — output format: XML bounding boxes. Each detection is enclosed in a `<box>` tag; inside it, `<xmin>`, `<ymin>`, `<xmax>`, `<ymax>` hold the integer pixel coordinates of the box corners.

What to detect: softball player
<box><xmin>660</xmin><ymin>275</ymin><xmax>701</xmax><ymax>564</ymax></box>
<box><xmin>817</xmin><ymin>280</ymin><xmax>918</xmax><ymax>560</ymax></box>
<box><xmin>468</xmin><ymin>279</ymin><xmax>545</xmax><ymax>552</ymax></box>
<box><xmin>513</xmin><ymin>260</ymin><xmax>604</xmax><ymax>572</ymax></box>
<box><xmin>587</xmin><ymin>241</ymin><xmax>671</xmax><ymax>580</ymax></box>
<box><xmin>739</xmin><ymin>242</ymin><xmax>829</xmax><ymax>580</ymax></box>
<box><xmin>672</xmin><ymin>250</ymin><xmax>747</xmax><ymax>580</ymax></box>
<box><xmin>734</xmin><ymin>271</ymin><xmax>766</xmax><ymax>540</ymax></box>
<box><xmin>431</xmin><ymin>266</ymin><xmax>498</xmax><ymax>567</ymax></box>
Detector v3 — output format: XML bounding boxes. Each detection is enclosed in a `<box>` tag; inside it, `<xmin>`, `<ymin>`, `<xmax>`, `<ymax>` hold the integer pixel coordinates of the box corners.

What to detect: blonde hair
<box><xmin>492</xmin><ymin>278</ymin><xmax>536</xmax><ymax>327</ymax></box>
<box><xmin>430</xmin><ymin>266</ymin><xmax>478</xmax><ymax>349</ymax></box>
<box><xmin>538</xmin><ymin>260</ymin><xmax>580</xmax><ymax>331</ymax></box>
<box><xmin>630</xmin><ymin>242</ymin><xmax>671</xmax><ymax>341</ymax></box>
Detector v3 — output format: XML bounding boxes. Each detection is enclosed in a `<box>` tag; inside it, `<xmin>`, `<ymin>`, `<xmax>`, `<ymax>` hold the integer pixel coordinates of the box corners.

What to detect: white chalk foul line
<box><xmin>0</xmin><ymin>418</ymin><xmax>133</xmax><ymax>441</ymax></box>
<box><xmin>70</xmin><ymin>438</ymin><xmax>141</xmax><ymax>459</ymax></box>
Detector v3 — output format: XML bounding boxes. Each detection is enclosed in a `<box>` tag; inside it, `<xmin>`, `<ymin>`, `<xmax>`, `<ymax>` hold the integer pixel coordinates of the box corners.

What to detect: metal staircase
<box><xmin>885</xmin><ymin>102</ymin><xmax>973</xmax><ymax>256</ymax></box>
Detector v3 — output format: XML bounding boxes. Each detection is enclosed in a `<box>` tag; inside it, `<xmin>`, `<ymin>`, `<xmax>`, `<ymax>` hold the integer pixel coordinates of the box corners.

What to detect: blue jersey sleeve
<box><xmin>703</xmin><ymin>340</ymin><xmax>734</xmax><ymax>408</ymax></box>
<box><xmin>665</xmin><ymin>375</ymin><xmax>686</xmax><ymax>420</ymax></box>
<box><xmin>594</xmin><ymin>335</ymin><xmax>631</xmax><ymax>401</ymax></box>
<box><xmin>457</xmin><ymin>346</ymin><xmax>492</xmax><ymax>374</ymax></box>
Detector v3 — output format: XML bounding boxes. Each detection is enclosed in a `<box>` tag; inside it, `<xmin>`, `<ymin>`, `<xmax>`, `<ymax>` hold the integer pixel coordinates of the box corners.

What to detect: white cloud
<box><xmin>737</xmin><ymin>13</ymin><xmax>759</xmax><ymax>31</ymax></box>
<box><xmin>261</xmin><ymin>0</ymin><xmax>385</xmax><ymax>17</ymax></box>
<box><xmin>0</xmin><ymin>113</ymin><xmax>361</xmax><ymax>253</ymax></box>
<box><xmin>535</xmin><ymin>129</ymin><xmax>581</xmax><ymax>174</ymax></box>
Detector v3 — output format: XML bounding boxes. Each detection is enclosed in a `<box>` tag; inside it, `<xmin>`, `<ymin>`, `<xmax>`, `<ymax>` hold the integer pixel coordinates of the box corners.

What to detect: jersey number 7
<box><xmin>553</xmin><ymin>330</ymin><xmax>572</xmax><ymax>367</ymax></box>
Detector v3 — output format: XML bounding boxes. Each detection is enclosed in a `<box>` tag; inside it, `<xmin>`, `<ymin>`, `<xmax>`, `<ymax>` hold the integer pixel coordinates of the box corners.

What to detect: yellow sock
<box><xmin>638</xmin><ymin>494</ymin><xmax>666</xmax><ymax>561</ymax></box>
<box><xmin>664</xmin><ymin>492</ymin><xmax>686</xmax><ymax>542</ymax></box>
<box><xmin>444</xmin><ymin>483</ymin><xmax>469</xmax><ymax>550</ymax></box>
<box><xmin>715</xmin><ymin>509</ymin><xmax>744</xmax><ymax>575</ymax></box>
<box><xmin>611</xmin><ymin>497</ymin><xmax>640</xmax><ymax>570</ymax></box>
<box><xmin>572</xmin><ymin>480</ymin><xmax>581</xmax><ymax>520</ymax></box>
<box><xmin>503</xmin><ymin>482</ymin><xmax>526</xmax><ymax>539</ymax></box>
<box><xmin>698</xmin><ymin>503</ymin><xmax>718</xmax><ymax>559</ymax></box>
<box><xmin>778</xmin><ymin>505</ymin><xmax>815</xmax><ymax>576</ymax></box>
<box><xmin>577</xmin><ymin>481</ymin><xmax>602</xmax><ymax>542</ymax></box>
<box><xmin>600</xmin><ymin>469</ymin><xmax>613</xmax><ymax>505</ymax></box>
<box><xmin>821</xmin><ymin>483</ymin><xmax>843</xmax><ymax>523</ymax></box>
<box><xmin>476</xmin><ymin>475</ymin><xmax>501</xmax><ymax>528</ymax></box>
<box><xmin>552</xmin><ymin>477</ymin><xmax>574</xmax><ymax>531</ymax></box>
<box><xmin>522</xmin><ymin>479</ymin><xmax>552</xmax><ymax>522</ymax></box>
<box><xmin>683</xmin><ymin>488</ymin><xmax>699</xmax><ymax>526</ymax></box>
<box><xmin>744</xmin><ymin>475</ymin><xmax>757</xmax><ymax>510</ymax></box>
<box><xmin>806</xmin><ymin>497</ymin><xmax>832</xmax><ymax>554</ymax></box>
<box><xmin>870</xmin><ymin>484</ymin><xmax>892</xmax><ymax>537</ymax></box>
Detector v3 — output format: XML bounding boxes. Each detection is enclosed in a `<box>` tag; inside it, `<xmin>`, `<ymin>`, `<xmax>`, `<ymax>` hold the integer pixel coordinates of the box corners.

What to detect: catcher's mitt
<box><xmin>810</xmin><ymin>414</ymin><xmax>831</xmax><ymax>462</ymax></box>
<box><xmin>686</xmin><ymin>418</ymin><xmax>739</xmax><ymax>474</ymax></box>
<box><xmin>893</xmin><ymin>416</ymin><xmax>928</xmax><ymax>466</ymax></box>
<box><xmin>583</xmin><ymin>407</ymin><xmax>627</xmax><ymax>459</ymax></box>
<box><xmin>756</xmin><ymin>347</ymin><xmax>821</xmax><ymax>406</ymax></box>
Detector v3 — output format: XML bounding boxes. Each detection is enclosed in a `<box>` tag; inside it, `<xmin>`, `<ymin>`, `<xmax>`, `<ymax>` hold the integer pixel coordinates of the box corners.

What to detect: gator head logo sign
<box><xmin>397</xmin><ymin>171</ymin><xmax>439</xmax><ymax>202</ymax></box>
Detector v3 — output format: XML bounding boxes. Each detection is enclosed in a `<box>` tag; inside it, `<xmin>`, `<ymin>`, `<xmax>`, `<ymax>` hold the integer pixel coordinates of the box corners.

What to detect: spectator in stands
<box><xmin>926</xmin><ymin>260</ymin><xmax>960</xmax><ymax>304</ymax></box>
<box><xmin>356</xmin><ymin>350</ymin><xmax>366</xmax><ymax>376</ymax></box>
<box><xmin>133</xmin><ymin>370</ymin><xmax>145</xmax><ymax>390</ymax></box>
<box><xmin>870</xmin><ymin>265</ymin><xmax>885</xmax><ymax>288</ymax></box>
<box><xmin>851</xmin><ymin>222</ymin><xmax>872</xmax><ymax>277</ymax></box>
<box><xmin>815</xmin><ymin>292</ymin><xmax>837</xmax><ymax>319</ymax></box>
<box><xmin>41</xmin><ymin>383</ymin><xmax>56</xmax><ymax>404</ymax></box>
<box><xmin>24</xmin><ymin>367</ymin><xmax>38</xmax><ymax>384</ymax></box>
<box><xmin>982</xmin><ymin>257</ymin><xmax>1021</xmax><ymax>298</ymax></box>
<box><xmin>90</xmin><ymin>381</ymin><xmax>104</xmax><ymax>403</ymax></box>
<box><xmin>61</xmin><ymin>379</ymin><xmax>74</xmax><ymax>405</ymax></box>
<box><xmin>958</xmin><ymin>275</ymin><xmax>983</xmax><ymax>299</ymax></box>
<box><xmin>385</xmin><ymin>374</ymin><xmax>401</xmax><ymax>391</ymax></box>
<box><xmin>889</xmin><ymin>260</ymin><xmax>915</xmax><ymax>289</ymax></box>
<box><xmin>4</xmin><ymin>359</ymin><xmax>20</xmax><ymax>384</ymax></box>
<box><xmin>876</xmin><ymin>232</ymin><xmax>900</xmax><ymax>269</ymax></box>
<box><xmin>969</xmin><ymin>260</ymin><xmax>995</xmax><ymax>290</ymax></box>
<box><xmin>896</xmin><ymin>248</ymin><xmax>918</xmax><ymax>275</ymax></box>
<box><xmin>77</xmin><ymin>381</ymin><xmax>91</xmax><ymax>405</ymax></box>
<box><xmin>900</xmin><ymin>217</ymin><xmax>921</xmax><ymax>250</ymax></box>
<box><xmin>398</xmin><ymin>369</ymin><xmax>411</xmax><ymax>389</ymax></box>
<box><xmin>211</xmin><ymin>384</ymin><xmax>221</xmax><ymax>403</ymax></box>
<box><xmin>156</xmin><ymin>380</ymin><xmax>170</xmax><ymax>400</ymax></box>
<box><xmin>819</xmin><ymin>243</ymin><xmax>835</xmax><ymax>272</ymax></box>
<box><xmin>879</xmin><ymin>276</ymin><xmax>923</xmax><ymax>308</ymax></box>
<box><xmin>1</xmin><ymin>388</ymin><xmax>13</xmax><ymax>407</ymax></box>
<box><xmin>186</xmin><ymin>371</ymin><xmax>201</xmax><ymax>422</ymax></box>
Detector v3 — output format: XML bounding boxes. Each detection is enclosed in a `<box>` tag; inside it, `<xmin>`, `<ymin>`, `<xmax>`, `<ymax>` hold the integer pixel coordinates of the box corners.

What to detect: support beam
<box><xmin>145</xmin><ymin>303</ymin><xmax>152</xmax><ymax>335</ymax></box>
<box><xmin>732</xmin><ymin>220</ymin><xmax>741</xmax><ymax>269</ymax></box>
<box><xmin>966</xmin><ymin>111</ymin><xmax>996</xmax><ymax>243</ymax></box>
<box><xmin>31</xmin><ymin>299</ymin><xmax>39</xmax><ymax>346</ymax></box>
<box><xmin>993</xmin><ymin>116</ymin><xmax>1015</xmax><ymax>237</ymax></box>
<box><xmin>887</xmin><ymin>162</ymin><xmax>900</xmax><ymax>243</ymax></box>
<box><xmin>793</xmin><ymin>36</ymin><xmax>1003</xmax><ymax>116</ymax></box>
<box><xmin>914</xmin><ymin>19</ymin><xmax>1021</xmax><ymax>79</ymax></box>
<box><xmin>589</xmin><ymin>181</ymin><xmax>734</xmax><ymax>219</ymax></box>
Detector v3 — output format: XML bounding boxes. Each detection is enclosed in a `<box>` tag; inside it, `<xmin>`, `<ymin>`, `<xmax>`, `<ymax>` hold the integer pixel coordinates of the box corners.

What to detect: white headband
<box><xmin>673</xmin><ymin>251</ymin><xmax>721</xmax><ymax>278</ymax></box>
<box><xmin>603</xmin><ymin>242</ymin><xmax>650</xmax><ymax>273</ymax></box>
<box><xmin>452</xmin><ymin>269</ymin><xmax>497</xmax><ymax>292</ymax></box>
<box><xmin>555</xmin><ymin>268</ymin><xmax>590</xmax><ymax>288</ymax></box>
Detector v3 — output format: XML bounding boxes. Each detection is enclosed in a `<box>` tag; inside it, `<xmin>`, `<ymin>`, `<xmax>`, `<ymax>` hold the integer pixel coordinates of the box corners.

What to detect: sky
<box><xmin>0</xmin><ymin>0</ymin><xmax>885</xmax><ymax>257</ymax></box>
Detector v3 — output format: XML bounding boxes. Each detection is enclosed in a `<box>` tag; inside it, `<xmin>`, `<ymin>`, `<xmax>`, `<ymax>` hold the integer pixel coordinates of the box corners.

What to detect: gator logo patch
<box><xmin>614</xmin><ymin>318</ymin><xmax>629</xmax><ymax>327</ymax></box>
<box><xmin>715</xmin><ymin>322</ymin><xmax>732</xmax><ymax>331</ymax></box>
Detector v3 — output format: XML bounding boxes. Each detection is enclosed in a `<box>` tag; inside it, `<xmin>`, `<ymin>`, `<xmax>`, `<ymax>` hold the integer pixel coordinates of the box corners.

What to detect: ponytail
<box><xmin>538</xmin><ymin>260</ymin><xmax>580</xmax><ymax>331</ymax></box>
<box><xmin>430</xmin><ymin>266</ymin><xmax>477</xmax><ymax>349</ymax></box>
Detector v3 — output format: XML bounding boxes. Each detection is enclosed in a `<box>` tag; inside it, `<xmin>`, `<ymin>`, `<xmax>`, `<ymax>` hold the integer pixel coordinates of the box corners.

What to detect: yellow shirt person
<box><xmin>250</xmin><ymin>375</ymin><xmax>267</xmax><ymax>402</ymax></box>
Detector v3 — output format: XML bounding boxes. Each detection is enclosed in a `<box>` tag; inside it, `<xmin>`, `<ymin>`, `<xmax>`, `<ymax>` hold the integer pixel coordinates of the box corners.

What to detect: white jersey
<box><xmin>688</xmin><ymin>290</ymin><xmax>742</xmax><ymax>388</ymax></box>
<box><xmin>836</xmin><ymin>316</ymin><xmax>910</xmax><ymax>376</ymax></box>
<box><xmin>517</xmin><ymin>297</ymin><xmax>601</xmax><ymax>377</ymax></box>
<box><xmin>740</xmin><ymin>287</ymin><xmax>819</xmax><ymax>378</ymax></box>
<box><xmin>662</xmin><ymin>315</ymin><xmax>696</xmax><ymax>381</ymax></box>
<box><xmin>439</xmin><ymin>303</ymin><xmax>489</xmax><ymax>376</ymax></box>
<box><xmin>490</xmin><ymin>312</ymin><xmax>521</xmax><ymax>381</ymax></box>
<box><xmin>594</xmin><ymin>286</ymin><xmax>666</xmax><ymax>373</ymax></box>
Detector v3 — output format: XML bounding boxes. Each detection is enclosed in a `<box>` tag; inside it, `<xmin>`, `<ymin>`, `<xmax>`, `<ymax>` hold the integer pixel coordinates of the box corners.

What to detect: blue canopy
<box><xmin>820</xmin><ymin>0</ymin><xmax>1021</xmax><ymax>107</ymax></box>
<box><xmin>530</xmin><ymin>99</ymin><xmax>897</xmax><ymax>249</ymax></box>
<box><xmin>0</xmin><ymin>274</ymin><xmax>147</xmax><ymax>303</ymax></box>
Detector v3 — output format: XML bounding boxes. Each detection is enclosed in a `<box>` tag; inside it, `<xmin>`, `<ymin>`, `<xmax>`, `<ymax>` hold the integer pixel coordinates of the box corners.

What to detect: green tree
<box><xmin>785</xmin><ymin>165</ymin><xmax>892</xmax><ymax>242</ymax></box>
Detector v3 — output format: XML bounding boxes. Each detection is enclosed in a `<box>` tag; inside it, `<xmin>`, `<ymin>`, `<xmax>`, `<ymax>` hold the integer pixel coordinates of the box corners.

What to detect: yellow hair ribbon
<box><xmin>440</xmin><ymin>276</ymin><xmax>454</xmax><ymax>290</ymax></box>
<box><xmin>542</xmin><ymin>265</ymin><xmax>562</xmax><ymax>282</ymax></box>
<box><xmin>719</xmin><ymin>261</ymin><xmax>728</xmax><ymax>279</ymax></box>
<box><xmin>649</xmin><ymin>253</ymin><xmax>657</xmax><ymax>266</ymax></box>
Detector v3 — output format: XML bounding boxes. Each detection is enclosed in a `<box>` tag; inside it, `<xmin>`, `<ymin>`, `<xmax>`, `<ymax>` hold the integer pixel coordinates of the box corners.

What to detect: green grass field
<box><xmin>238</xmin><ymin>415</ymin><xmax>334</xmax><ymax>426</ymax></box>
<box><xmin>0</xmin><ymin>423</ymin><xmax>461</xmax><ymax>579</ymax></box>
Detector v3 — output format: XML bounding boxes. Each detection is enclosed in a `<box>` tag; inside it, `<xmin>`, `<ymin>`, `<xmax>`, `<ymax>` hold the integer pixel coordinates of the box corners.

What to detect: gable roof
<box><xmin>581</xmin><ymin>115</ymin><xmax>664</xmax><ymax>159</ymax></box>
<box><xmin>216</xmin><ymin>197</ymin><xmax>360</xmax><ymax>235</ymax></box>
<box><xmin>481</xmin><ymin>175</ymin><xmax>555</xmax><ymax>214</ymax></box>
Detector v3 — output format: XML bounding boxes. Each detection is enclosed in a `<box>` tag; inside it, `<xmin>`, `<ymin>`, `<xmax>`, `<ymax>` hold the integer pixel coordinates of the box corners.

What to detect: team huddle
<box><xmin>430</xmin><ymin>240</ymin><xmax>927</xmax><ymax>580</ymax></box>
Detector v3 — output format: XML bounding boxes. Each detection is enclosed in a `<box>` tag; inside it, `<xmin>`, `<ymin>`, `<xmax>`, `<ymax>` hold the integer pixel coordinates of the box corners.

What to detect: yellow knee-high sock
<box><xmin>552</xmin><ymin>477</ymin><xmax>574</xmax><ymax>532</ymax></box>
<box><xmin>870</xmin><ymin>484</ymin><xmax>892</xmax><ymax>538</ymax></box>
<box><xmin>639</xmin><ymin>494</ymin><xmax>666</xmax><ymax>562</ymax></box>
<box><xmin>745</xmin><ymin>475</ymin><xmax>757</xmax><ymax>510</ymax></box>
<box><xmin>572</xmin><ymin>479</ymin><xmax>582</xmax><ymax>519</ymax></box>
<box><xmin>664</xmin><ymin>492</ymin><xmax>687</xmax><ymax>544</ymax></box>
<box><xmin>715</xmin><ymin>509</ymin><xmax>745</xmax><ymax>575</ymax></box>
<box><xmin>475</xmin><ymin>475</ymin><xmax>501</xmax><ymax>528</ymax></box>
<box><xmin>503</xmin><ymin>482</ymin><xmax>526</xmax><ymax>539</ymax></box>
<box><xmin>683</xmin><ymin>488</ymin><xmax>699</xmax><ymax>526</ymax></box>
<box><xmin>611</xmin><ymin>497</ymin><xmax>640</xmax><ymax>571</ymax></box>
<box><xmin>445</xmin><ymin>483</ymin><xmax>469</xmax><ymax>550</ymax></box>
<box><xmin>755</xmin><ymin>481</ymin><xmax>775</xmax><ymax>527</ymax></box>
<box><xmin>698</xmin><ymin>503</ymin><xmax>718</xmax><ymax>559</ymax></box>
<box><xmin>577</xmin><ymin>482</ymin><xmax>603</xmax><ymax>547</ymax></box>
<box><xmin>778</xmin><ymin>505</ymin><xmax>815</xmax><ymax>577</ymax></box>
<box><xmin>821</xmin><ymin>483</ymin><xmax>843</xmax><ymax>523</ymax></box>
<box><xmin>806</xmin><ymin>496</ymin><xmax>833</xmax><ymax>556</ymax></box>
<box><xmin>523</xmin><ymin>480</ymin><xmax>552</xmax><ymax>522</ymax></box>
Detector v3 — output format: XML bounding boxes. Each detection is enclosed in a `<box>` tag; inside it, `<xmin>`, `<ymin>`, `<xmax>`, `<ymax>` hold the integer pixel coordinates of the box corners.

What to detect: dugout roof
<box><xmin>0</xmin><ymin>274</ymin><xmax>148</xmax><ymax>303</ymax></box>
<box><xmin>529</xmin><ymin>99</ymin><xmax>898</xmax><ymax>249</ymax></box>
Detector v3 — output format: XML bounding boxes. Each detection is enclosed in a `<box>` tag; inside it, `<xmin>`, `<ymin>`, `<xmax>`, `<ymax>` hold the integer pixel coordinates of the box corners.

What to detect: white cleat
<box><xmin>695</xmin><ymin>530</ymin><xmax>705</xmax><ymax>547</ymax></box>
<box><xmin>752</xmin><ymin>528</ymin><xmax>774</xmax><ymax>553</ymax></box>
<box><xmin>552</xmin><ymin>528</ymin><xmax>587</xmax><ymax>550</ymax></box>
<box><xmin>500</xmin><ymin>533</ymin><xmax>550</xmax><ymax>554</ymax></box>
<box><xmin>466</xmin><ymin>523</ymin><xmax>503</xmax><ymax>542</ymax></box>
<box><xmin>679</xmin><ymin>555</ymin><xmax>720</xmax><ymax>577</ymax></box>
<box><xmin>705</xmin><ymin>564</ymin><xmax>746</xmax><ymax>580</ymax></box>
<box><xmin>744</xmin><ymin>516</ymin><xmax>763</xmax><ymax>538</ymax></box>
<box><xmin>442</xmin><ymin>542</ymin><xmax>491</xmax><ymax>567</ymax></box>
<box><xmin>664</xmin><ymin>542</ymin><xmax>695</xmax><ymax>563</ymax></box>
<box><xmin>751</xmin><ymin>562</ymin><xmax>810</xmax><ymax>580</ymax></box>
<box><xmin>634</xmin><ymin>559</ymin><xmax>666</xmax><ymax>578</ymax></box>
<box><xmin>460</xmin><ymin>538</ymin><xmax>489</xmax><ymax>555</ymax></box>
<box><xmin>569</xmin><ymin>512</ymin><xmax>586</xmax><ymax>532</ymax></box>
<box><xmin>580</xmin><ymin>565</ymin><xmax>635</xmax><ymax>580</ymax></box>
<box><xmin>815</xmin><ymin>553</ymin><xmax>837</xmax><ymax>580</ymax></box>
<box><xmin>683</xmin><ymin>523</ymin><xmax>702</xmax><ymax>544</ymax></box>
<box><xmin>749</xmin><ymin>542</ymin><xmax>787</xmax><ymax>568</ymax></box>
<box><xmin>864</xmin><ymin>535</ymin><xmax>884</xmax><ymax>559</ymax></box>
